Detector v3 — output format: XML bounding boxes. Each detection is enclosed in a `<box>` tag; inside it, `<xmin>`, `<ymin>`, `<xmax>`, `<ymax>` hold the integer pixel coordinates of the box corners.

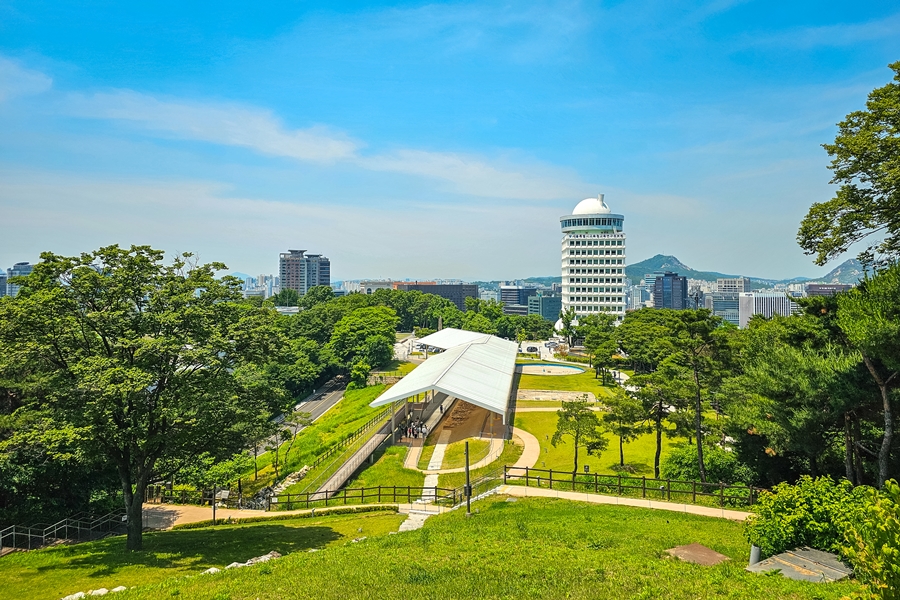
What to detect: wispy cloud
<box><xmin>60</xmin><ymin>87</ymin><xmax>587</xmax><ymax>200</ymax></box>
<box><xmin>66</xmin><ymin>91</ymin><xmax>360</xmax><ymax>162</ymax></box>
<box><xmin>0</xmin><ymin>57</ymin><xmax>52</xmax><ymax>102</ymax></box>
<box><xmin>741</xmin><ymin>12</ymin><xmax>900</xmax><ymax>49</ymax></box>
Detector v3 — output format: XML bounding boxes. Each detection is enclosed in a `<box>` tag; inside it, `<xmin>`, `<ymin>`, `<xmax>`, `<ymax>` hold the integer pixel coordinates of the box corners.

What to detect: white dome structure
<box><xmin>572</xmin><ymin>194</ymin><xmax>611</xmax><ymax>215</ymax></box>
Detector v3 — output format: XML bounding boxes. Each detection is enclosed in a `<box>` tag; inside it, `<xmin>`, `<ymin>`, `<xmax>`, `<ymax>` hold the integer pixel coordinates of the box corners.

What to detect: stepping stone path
<box><xmin>398</xmin><ymin>511</ymin><xmax>433</xmax><ymax>532</ymax></box>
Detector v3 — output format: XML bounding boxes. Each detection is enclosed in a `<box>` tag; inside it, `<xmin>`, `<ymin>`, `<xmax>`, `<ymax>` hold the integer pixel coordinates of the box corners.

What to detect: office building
<box><xmin>393</xmin><ymin>283</ymin><xmax>477</xmax><ymax>311</ymax></box>
<box><xmin>717</xmin><ymin>277</ymin><xmax>751</xmax><ymax>293</ymax></box>
<box><xmin>653</xmin><ymin>272</ymin><xmax>689</xmax><ymax>309</ymax></box>
<box><xmin>279</xmin><ymin>250</ymin><xmax>330</xmax><ymax>296</ymax></box>
<box><xmin>479</xmin><ymin>289</ymin><xmax>499</xmax><ymax>303</ymax></box>
<box><xmin>528</xmin><ymin>293</ymin><xmax>562</xmax><ymax>322</ymax></box>
<box><xmin>560</xmin><ymin>194</ymin><xmax>627</xmax><ymax>320</ymax></box>
<box><xmin>704</xmin><ymin>292</ymin><xmax>740</xmax><ymax>326</ymax></box>
<box><xmin>738</xmin><ymin>292</ymin><xmax>800</xmax><ymax>328</ymax></box>
<box><xmin>502</xmin><ymin>304</ymin><xmax>529</xmax><ymax>317</ymax></box>
<box><xmin>359</xmin><ymin>280</ymin><xmax>394</xmax><ymax>294</ymax></box>
<box><xmin>500</xmin><ymin>285</ymin><xmax>538</xmax><ymax>306</ymax></box>
<box><xmin>807</xmin><ymin>283</ymin><xmax>852</xmax><ymax>297</ymax></box>
<box><xmin>6</xmin><ymin>262</ymin><xmax>33</xmax><ymax>297</ymax></box>
<box><xmin>0</xmin><ymin>273</ymin><xmax>6</xmax><ymax>297</ymax></box>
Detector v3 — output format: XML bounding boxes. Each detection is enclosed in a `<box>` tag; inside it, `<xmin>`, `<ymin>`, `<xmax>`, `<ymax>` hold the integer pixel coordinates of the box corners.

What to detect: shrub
<box><xmin>843</xmin><ymin>480</ymin><xmax>900</xmax><ymax>600</ymax></box>
<box><xmin>661</xmin><ymin>445</ymin><xmax>754</xmax><ymax>485</ymax></box>
<box><xmin>744</xmin><ymin>475</ymin><xmax>869</xmax><ymax>557</ymax></box>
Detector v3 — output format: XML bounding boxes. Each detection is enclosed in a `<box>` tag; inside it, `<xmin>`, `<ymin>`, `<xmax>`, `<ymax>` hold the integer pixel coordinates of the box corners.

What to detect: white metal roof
<box><xmin>416</xmin><ymin>328</ymin><xmax>491</xmax><ymax>350</ymax></box>
<box><xmin>370</xmin><ymin>333</ymin><xmax>518</xmax><ymax>418</ymax></box>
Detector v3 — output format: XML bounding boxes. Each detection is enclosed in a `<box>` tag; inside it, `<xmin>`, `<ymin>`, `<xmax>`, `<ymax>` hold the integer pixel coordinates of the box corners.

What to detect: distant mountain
<box><xmin>625</xmin><ymin>255</ymin><xmax>750</xmax><ymax>285</ymax></box>
<box><xmin>809</xmin><ymin>259</ymin><xmax>870</xmax><ymax>285</ymax></box>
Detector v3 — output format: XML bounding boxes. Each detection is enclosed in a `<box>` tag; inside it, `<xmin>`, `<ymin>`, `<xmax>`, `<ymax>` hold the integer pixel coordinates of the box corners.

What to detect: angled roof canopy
<box><xmin>416</xmin><ymin>328</ymin><xmax>492</xmax><ymax>350</ymax></box>
<box><xmin>371</xmin><ymin>330</ymin><xmax>518</xmax><ymax>420</ymax></box>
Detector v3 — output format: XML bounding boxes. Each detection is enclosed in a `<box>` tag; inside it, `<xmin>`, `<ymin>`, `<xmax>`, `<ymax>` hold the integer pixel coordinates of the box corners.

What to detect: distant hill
<box><xmin>810</xmin><ymin>259</ymin><xmax>869</xmax><ymax>285</ymax></box>
<box><xmin>624</xmin><ymin>255</ymin><xmax>750</xmax><ymax>285</ymax></box>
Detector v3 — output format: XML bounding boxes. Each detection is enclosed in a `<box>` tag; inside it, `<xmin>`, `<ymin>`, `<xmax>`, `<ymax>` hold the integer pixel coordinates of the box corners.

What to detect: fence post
<box><xmin>692</xmin><ymin>481</ymin><xmax>697</xmax><ymax>504</ymax></box>
<box><xmin>617</xmin><ymin>474</ymin><xmax>622</xmax><ymax>496</ymax></box>
<box><xmin>667</xmin><ymin>479</ymin><xmax>671</xmax><ymax>501</ymax></box>
<box><xmin>408</xmin><ymin>486</ymin><xmax>411</xmax><ymax>503</ymax></box>
<box><xmin>549</xmin><ymin>469</ymin><xmax>553</xmax><ymax>490</ymax></box>
<box><xmin>378</xmin><ymin>486</ymin><xmax>382</xmax><ymax>503</ymax></box>
<box><xmin>720</xmin><ymin>482</ymin><xmax>725</xmax><ymax>507</ymax></box>
<box><xmin>526</xmin><ymin>466</ymin><xmax>530</xmax><ymax>487</ymax></box>
<box><xmin>595</xmin><ymin>473</ymin><xmax>599</xmax><ymax>494</ymax></box>
<box><xmin>642</xmin><ymin>476</ymin><xmax>646</xmax><ymax>499</ymax></box>
<box><xmin>344</xmin><ymin>490</ymin><xmax>348</xmax><ymax>505</ymax></box>
<box><xmin>267</xmin><ymin>495</ymin><xmax>272</xmax><ymax>511</ymax></box>
<box><xmin>503</xmin><ymin>466</ymin><xmax>507</xmax><ymax>485</ymax></box>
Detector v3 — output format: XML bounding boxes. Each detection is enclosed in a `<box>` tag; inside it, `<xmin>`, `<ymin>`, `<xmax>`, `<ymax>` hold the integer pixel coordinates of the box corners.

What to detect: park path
<box><xmin>514</xmin><ymin>406</ymin><xmax>601</xmax><ymax>412</ymax></box>
<box><xmin>496</xmin><ymin>484</ymin><xmax>751</xmax><ymax>521</ymax></box>
<box><xmin>427</xmin><ymin>430</ymin><xmax>452</xmax><ymax>470</ymax></box>
<box><xmin>510</xmin><ymin>427</ymin><xmax>540</xmax><ymax>470</ymax></box>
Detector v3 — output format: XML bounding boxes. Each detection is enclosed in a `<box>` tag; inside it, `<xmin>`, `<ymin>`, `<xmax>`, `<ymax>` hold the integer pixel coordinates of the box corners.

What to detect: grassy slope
<box><xmin>0</xmin><ymin>511</ymin><xmax>404</xmax><ymax>600</ymax></box>
<box><xmin>441</xmin><ymin>438</ymin><xmax>491</xmax><ymax>469</ymax></box>
<box><xmin>513</xmin><ymin>411</ymin><xmax>680</xmax><ymax>475</ymax></box>
<box><xmin>344</xmin><ymin>446</ymin><xmax>425</xmax><ymax>489</ymax></box>
<box><xmin>245</xmin><ymin>385</ymin><xmax>387</xmax><ymax>495</ymax></box>
<box><xmin>517</xmin><ymin>369</ymin><xmax>618</xmax><ymax>399</ymax></box>
<box><xmin>117</xmin><ymin>497</ymin><xmax>855</xmax><ymax>599</ymax></box>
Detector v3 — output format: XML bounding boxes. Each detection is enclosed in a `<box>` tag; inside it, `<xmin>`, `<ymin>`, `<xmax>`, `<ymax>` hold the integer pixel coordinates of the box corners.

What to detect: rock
<box><xmin>351</xmin><ymin>537</ymin><xmax>367</xmax><ymax>543</ymax></box>
<box><xmin>90</xmin><ymin>590</ymin><xmax>109</xmax><ymax>597</ymax></box>
<box><xmin>246</xmin><ymin>550</ymin><xmax>282</xmax><ymax>565</ymax></box>
<box><xmin>307</xmin><ymin>548</ymin><xmax>319</xmax><ymax>552</ymax></box>
<box><xmin>110</xmin><ymin>587</ymin><xmax>127</xmax><ymax>593</ymax></box>
<box><xmin>62</xmin><ymin>594</ymin><xmax>85</xmax><ymax>600</ymax></box>
<box><xmin>202</xmin><ymin>568</ymin><xmax>221</xmax><ymax>575</ymax></box>
<box><xmin>225</xmin><ymin>562</ymin><xmax>246</xmax><ymax>569</ymax></box>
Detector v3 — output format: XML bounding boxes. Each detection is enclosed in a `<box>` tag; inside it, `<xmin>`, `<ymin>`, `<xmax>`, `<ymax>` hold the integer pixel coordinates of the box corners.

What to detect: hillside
<box><xmin>624</xmin><ymin>255</ymin><xmax>748</xmax><ymax>285</ymax></box>
<box><xmin>811</xmin><ymin>259</ymin><xmax>870</xmax><ymax>285</ymax></box>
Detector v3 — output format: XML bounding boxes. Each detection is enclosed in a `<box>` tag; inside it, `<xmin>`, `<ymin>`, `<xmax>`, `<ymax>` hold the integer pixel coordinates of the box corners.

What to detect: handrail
<box><xmin>0</xmin><ymin>509</ymin><xmax>127</xmax><ymax>555</ymax></box>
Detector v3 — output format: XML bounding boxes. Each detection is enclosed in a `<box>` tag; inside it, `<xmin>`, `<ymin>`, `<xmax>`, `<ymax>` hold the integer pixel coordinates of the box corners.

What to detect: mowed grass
<box><xmin>244</xmin><ymin>385</ymin><xmax>387</xmax><ymax>495</ymax></box>
<box><xmin>514</xmin><ymin>411</ymin><xmax>679</xmax><ymax>475</ymax></box>
<box><xmin>441</xmin><ymin>438</ymin><xmax>491</xmax><ymax>469</ymax></box>
<box><xmin>344</xmin><ymin>446</ymin><xmax>425</xmax><ymax>489</ymax></box>
<box><xmin>438</xmin><ymin>440</ymin><xmax>524</xmax><ymax>489</ymax></box>
<box><xmin>111</xmin><ymin>497</ymin><xmax>856</xmax><ymax>600</ymax></box>
<box><xmin>0</xmin><ymin>511</ymin><xmax>405</xmax><ymax>600</ymax></box>
<box><xmin>517</xmin><ymin>368</ymin><xmax>619</xmax><ymax>400</ymax></box>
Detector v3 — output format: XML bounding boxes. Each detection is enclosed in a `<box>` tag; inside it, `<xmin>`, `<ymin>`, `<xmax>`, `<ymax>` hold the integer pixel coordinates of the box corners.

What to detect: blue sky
<box><xmin>2</xmin><ymin>1</ymin><xmax>898</xmax><ymax>281</ymax></box>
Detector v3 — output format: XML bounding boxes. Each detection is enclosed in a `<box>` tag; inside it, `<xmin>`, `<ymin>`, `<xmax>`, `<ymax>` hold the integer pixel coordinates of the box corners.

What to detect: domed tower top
<box><xmin>572</xmin><ymin>194</ymin><xmax>611</xmax><ymax>215</ymax></box>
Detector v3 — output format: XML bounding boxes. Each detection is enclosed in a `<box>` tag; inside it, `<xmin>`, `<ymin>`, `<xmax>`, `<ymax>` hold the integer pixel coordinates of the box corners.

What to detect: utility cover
<box><xmin>665</xmin><ymin>543</ymin><xmax>730</xmax><ymax>566</ymax></box>
<box><xmin>746</xmin><ymin>547</ymin><xmax>852</xmax><ymax>582</ymax></box>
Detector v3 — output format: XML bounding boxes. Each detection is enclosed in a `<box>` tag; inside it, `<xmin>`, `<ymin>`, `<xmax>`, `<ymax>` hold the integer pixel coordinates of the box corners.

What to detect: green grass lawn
<box><xmin>0</xmin><ymin>510</ymin><xmax>405</xmax><ymax>600</ymax></box>
<box><xmin>438</xmin><ymin>441</ymin><xmax>524</xmax><ymax>489</ymax></box>
<box><xmin>100</xmin><ymin>496</ymin><xmax>856</xmax><ymax>600</ymax></box>
<box><xmin>517</xmin><ymin>368</ymin><xmax>619</xmax><ymax>399</ymax></box>
<box><xmin>513</xmin><ymin>411</ymin><xmax>680</xmax><ymax>475</ymax></box>
<box><xmin>372</xmin><ymin>360</ymin><xmax>416</xmax><ymax>375</ymax></box>
<box><xmin>242</xmin><ymin>385</ymin><xmax>388</xmax><ymax>496</ymax></box>
<box><xmin>441</xmin><ymin>438</ymin><xmax>491</xmax><ymax>469</ymax></box>
<box><xmin>516</xmin><ymin>400</ymin><xmax>564</xmax><ymax>408</ymax></box>
<box><xmin>344</xmin><ymin>446</ymin><xmax>425</xmax><ymax>489</ymax></box>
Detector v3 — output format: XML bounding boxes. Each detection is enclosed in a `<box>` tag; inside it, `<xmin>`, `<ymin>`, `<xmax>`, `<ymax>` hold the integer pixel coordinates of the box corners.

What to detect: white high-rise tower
<box><xmin>560</xmin><ymin>194</ymin><xmax>627</xmax><ymax>321</ymax></box>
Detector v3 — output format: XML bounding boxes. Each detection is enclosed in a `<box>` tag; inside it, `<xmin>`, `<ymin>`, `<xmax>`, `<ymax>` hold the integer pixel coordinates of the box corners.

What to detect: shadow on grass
<box><xmin>37</xmin><ymin>524</ymin><xmax>342</xmax><ymax>578</ymax></box>
<box><xmin>608</xmin><ymin>462</ymin><xmax>653</xmax><ymax>475</ymax></box>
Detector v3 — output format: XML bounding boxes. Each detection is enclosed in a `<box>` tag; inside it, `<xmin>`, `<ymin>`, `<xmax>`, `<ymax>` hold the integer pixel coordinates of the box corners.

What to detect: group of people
<box><xmin>406</xmin><ymin>419</ymin><xmax>428</xmax><ymax>439</ymax></box>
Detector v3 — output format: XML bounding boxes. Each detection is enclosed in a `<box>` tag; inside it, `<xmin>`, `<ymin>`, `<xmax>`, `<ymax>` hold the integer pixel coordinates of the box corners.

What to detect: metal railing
<box><xmin>502</xmin><ymin>466</ymin><xmax>763</xmax><ymax>507</ymax></box>
<box><xmin>270</xmin><ymin>485</ymin><xmax>457</xmax><ymax>511</ymax></box>
<box><xmin>0</xmin><ymin>510</ymin><xmax>127</xmax><ymax>555</ymax></box>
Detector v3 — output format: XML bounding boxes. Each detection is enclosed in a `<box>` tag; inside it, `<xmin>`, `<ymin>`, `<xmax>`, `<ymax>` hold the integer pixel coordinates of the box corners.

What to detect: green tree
<box><xmin>838</xmin><ymin>263</ymin><xmax>900</xmax><ymax>487</ymax></box>
<box><xmin>669</xmin><ymin>309</ymin><xmax>733</xmax><ymax>483</ymax></box>
<box><xmin>581</xmin><ymin>313</ymin><xmax>617</xmax><ymax>383</ymax></box>
<box><xmin>328</xmin><ymin>306</ymin><xmax>399</xmax><ymax>369</ymax></box>
<box><xmin>551</xmin><ymin>397</ymin><xmax>609</xmax><ymax>474</ymax></box>
<box><xmin>348</xmin><ymin>360</ymin><xmax>372</xmax><ymax>390</ymax></box>
<box><xmin>628</xmin><ymin>361</ymin><xmax>690</xmax><ymax>478</ymax></box>
<box><xmin>461</xmin><ymin>311</ymin><xmax>497</xmax><ymax>335</ymax></box>
<box><xmin>559</xmin><ymin>306</ymin><xmax>577</xmax><ymax>346</ymax></box>
<box><xmin>298</xmin><ymin>285</ymin><xmax>334</xmax><ymax>309</ymax></box>
<box><xmin>0</xmin><ymin>245</ymin><xmax>287</xmax><ymax>550</ymax></box>
<box><xmin>602</xmin><ymin>389</ymin><xmax>648</xmax><ymax>467</ymax></box>
<box><xmin>844</xmin><ymin>480</ymin><xmax>900</xmax><ymax>600</ymax></box>
<box><xmin>271</xmin><ymin>288</ymin><xmax>300</xmax><ymax>307</ymax></box>
<box><xmin>798</xmin><ymin>62</ymin><xmax>900</xmax><ymax>267</ymax></box>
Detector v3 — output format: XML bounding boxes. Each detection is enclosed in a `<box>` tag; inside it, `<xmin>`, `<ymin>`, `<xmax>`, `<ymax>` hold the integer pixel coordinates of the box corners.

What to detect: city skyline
<box><xmin>2</xmin><ymin>2</ymin><xmax>899</xmax><ymax>280</ymax></box>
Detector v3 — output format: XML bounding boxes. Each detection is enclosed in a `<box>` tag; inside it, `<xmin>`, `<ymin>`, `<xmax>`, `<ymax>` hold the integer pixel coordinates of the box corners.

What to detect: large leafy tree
<box><xmin>837</xmin><ymin>263</ymin><xmax>900</xmax><ymax>487</ymax></box>
<box><xmin>328</xmin><ymin>305</ymin><xmax>399</xmax><ymax>370</ymax></box>
<box><xmin>580</xmin><ymin>313</ymin><xmax>618</xmax><ymax>383</ymax></box>
<box><xmin>551</xmin><ymin>397</ymin><xmax>608</xmax><ymax>473</ymax></box>
<box><xmin>602</xmin><ymin>389</ymin><xmax>648</xmax><ymax>467</ymax></box>
<box><xmin>0</xmin><ymin>246</ymin><xmax>287</xmax><ymax>550</ymax></box>
<box><xmin>798</xmin><ymin>62</ymin><xmax>900</xmax><ymax>267</ymax></box>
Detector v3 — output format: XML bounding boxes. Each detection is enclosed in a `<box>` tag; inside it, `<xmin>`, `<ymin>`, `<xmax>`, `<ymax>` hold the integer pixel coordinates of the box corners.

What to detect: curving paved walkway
<box><xmin>496</xmin><ymin>484</ymin><xmax>751</xmax><ymax>521</ymax></box>
<box><xmin>510</xmin><ymin>427</ymin><xmax>540</xmax><ymax>470</ymax></box>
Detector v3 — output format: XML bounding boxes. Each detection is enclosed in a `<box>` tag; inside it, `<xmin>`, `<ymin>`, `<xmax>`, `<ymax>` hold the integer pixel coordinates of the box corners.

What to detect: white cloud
<box><xmin>742</xmin><ymin>12</ymin><xmax>900</xmax><ymax>49</ymax></box>
<box><xmin>0</xmin><ymin>57</ymin><xmax>52</xmax><ymax>102</ymax></box>
<box><xmin>66</xmin><ymin>91</ymin><xmax>360</xmax><ymax>162</ymax></box>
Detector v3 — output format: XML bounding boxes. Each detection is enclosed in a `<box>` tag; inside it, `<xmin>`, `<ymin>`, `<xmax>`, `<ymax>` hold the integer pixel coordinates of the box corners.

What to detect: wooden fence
<box><xmin>270</xmin><ymin>486</ymin><xmax>457</xmax><ymax>510</ymax></box>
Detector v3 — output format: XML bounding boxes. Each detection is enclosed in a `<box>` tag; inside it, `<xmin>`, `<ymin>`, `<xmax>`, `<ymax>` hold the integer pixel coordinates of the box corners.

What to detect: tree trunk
<box><xmin>654</xmin><ymin>408</ymin><xmax>663</xmax><ymax>479</ymax></box>
<box><xmin>120</xmin><ymin>473</ymin><xmax>148</xmax><ymax>551</ymax></box>
<box><xmin>619</xmin><ymin>436</ymin><xmax>624</xmax><ymax>466</ymax></box>
<box><xmin>852</xmin><ymin>416</ymin><xmax>865</xmax><ymax>485</ymax></box>
<box><xmin>254</xmin><ymin>444</ymin><xmax>258</xmax><ymax>481</ymax></box>
<box><xmin>573</xmin><ymin>432</ymin><xmax>579</xmax><ymax>473</ymax></box>
<box><xmin>861</xmin><ymin>354</ymin><xmax>897</xmax><ymax>488</ymax></box>
<box><xmin>692</xmin><ymin>366</ymin><xmax>707</xmax><ymax>483</ymax></box>
<box><xmin>844</xmin><ymin>413</ymin><xmax>855</xmax><ymax>484</ymax></box>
